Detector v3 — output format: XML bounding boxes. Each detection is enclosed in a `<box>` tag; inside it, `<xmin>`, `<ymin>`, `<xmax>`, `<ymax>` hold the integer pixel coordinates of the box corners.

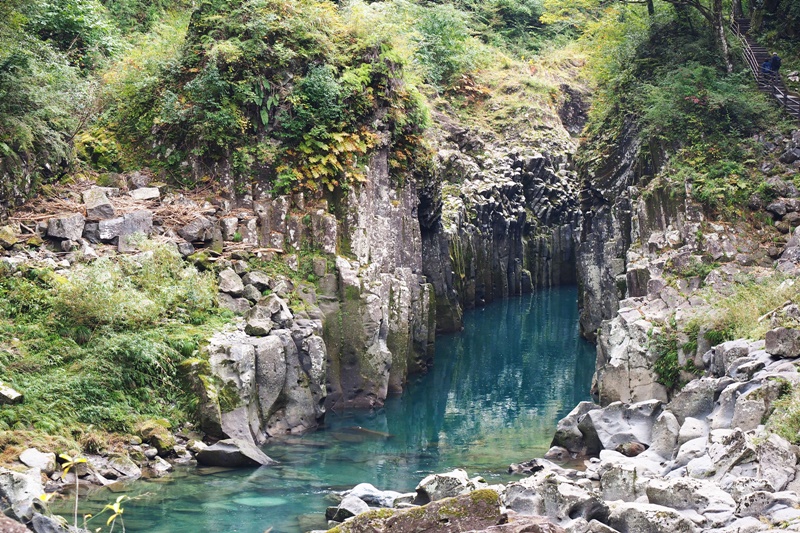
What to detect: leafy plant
<box><xmin>59</xmin><ymin>453</ymin><xmax>87</xmax><ymax>529</ymax></box>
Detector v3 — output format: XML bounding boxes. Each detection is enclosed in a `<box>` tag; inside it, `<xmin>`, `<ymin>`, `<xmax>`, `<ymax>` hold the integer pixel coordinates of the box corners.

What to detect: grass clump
<box><xmin>0</xmin><ymin>240</ymin><xmax>229</xmax><ymax>448</ymax></box>
<box><xmin>53</xmin><ymin>241</ymin><xmax>217</xmax><ymax>329</ymax></box>
<box><xmin>766</xmin><ymin>383</ymin><xmax>800</xmax><ymax>445</ymax></box>
<box><xmin>703</xmin><ymin>276</ymin><xmax>800</xmax><ymax>341</ymax></box>
<box><xmin>650</xmin><ymin>330</ymin><xmax>701</xmax><ymax>391</ymax></box>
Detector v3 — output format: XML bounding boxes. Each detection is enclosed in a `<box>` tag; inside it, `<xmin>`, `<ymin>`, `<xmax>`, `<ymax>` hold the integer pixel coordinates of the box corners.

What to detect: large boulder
<box><xmin>82</xmin><ymin>188</ymin><xmax>115</xmax><ymax>219</ymax></box>
<box><xmin>138</xmin><ymin>420</ymin><xmax>176</xmax><ymax>456</ymax></box>
<box><xmin>343</xmin><ymin>483</ymin><xmax>414</xmax><ymax>508</ymax></box>
<box><xmin>327</xmin><ymin>490</ymin><xmax>508</xmax><ymax>533</ymax></box>
<box><xmin>0</xmin><ymin>467</ymin><xmax>44</xmax><ymax>522</ymax></box>
<box><xmin>505</xmin><ymin>471</ymin><xmax>608</xmax><ymax>525</ymax></box>
<box><xmin>179</xmin><ymin>216</ymin><xmax>214</xmax><ymax>242</ymax></box>
<box><xmin>551</xmin><ymin>402</ymin><xmax>601</xmax><ymax>455</ymax></box>
<box><xmin>0</xmin><ymin>382</ymin><xmax>23</xmax><ymax>404</ymax></box>
<box><xmin>415</xmin><ymin>469</ymin><xmax>480</xmax><ymax>504</ymax></box>
<box><xmin>669</xmin><ymin>377</ymin><xmax>731</xmax><ymax>424</ymax></box>
<box><xmin>242</xmin><ymin>271</ymin><xmax>271</xmax><ymax>291</ymax></box>
<box><xmin>325</xmin><ymin>494</ymin><xmax>370</xmax><ymax>522</ymax></box>
<box><xmin>19</xmin><ymin>449</ymin><xmax>56</xmax><ymax>476</ymax></box>
<box><xmin>129</xmin><ymin>187</ymin><xmax>160</xmax><ymax>201</ymax></box>
<box><xmin>218</xmin><ymin>268</ymin><xmax>244</xmax><ymax>296</ymax></box>
<box><xmin>577</xmin><ymin>400</ymin><xmax>662</xmax><ymax>455</ymax></box>
<box><xmin>0</xmin><ymin>225</ymin><xmax>18</xmax><ymax>249</ymax></box>
<box><xmin>47</xmin><ymin>213</ymin><xmax>85</xmax><ymax>241</ymax></box>
<box><xmin>646</xmin><ymin>477</ymin><xmax>735</xmax><ymax>528</ymax></box>
<box><xmin>195</xmin><ymin>438</ymin><xmax>275</xmax><ymax>467</ymax></box>
<box><xmin>756</xmin><ymin>433</ymin><xmax>797</xmax><ymax>491</ymax></box>
<box><xmin>606</xmin><ymin>502</ymin><xmax>698</xmax><ymax>533</ymax></box>
<box><xmin>766</xmin><ymin>327</ymin><xmax>800</xmax><ymax>358</ymax></box>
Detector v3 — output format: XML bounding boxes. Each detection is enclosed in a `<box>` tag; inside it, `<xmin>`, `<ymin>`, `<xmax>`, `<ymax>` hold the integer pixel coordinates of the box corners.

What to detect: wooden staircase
<box><xmin>732</xmin><ymin>18</ymin><xmax>800</xmax><ymax>120</ymax></box>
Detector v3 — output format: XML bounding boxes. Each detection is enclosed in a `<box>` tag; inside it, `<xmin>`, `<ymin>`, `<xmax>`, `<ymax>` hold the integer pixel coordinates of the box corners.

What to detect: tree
<box><xmin>662</xmin><ymin>0</ymin><xmax>733</xmax><ymax>71</ymax></box>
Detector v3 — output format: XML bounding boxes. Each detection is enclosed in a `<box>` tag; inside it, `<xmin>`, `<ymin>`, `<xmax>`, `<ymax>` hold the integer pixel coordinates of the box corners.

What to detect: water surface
<box><xmin>58</xmin><ymin>287</ymin><xmax>595</xmax><ymax>532</ymax></box>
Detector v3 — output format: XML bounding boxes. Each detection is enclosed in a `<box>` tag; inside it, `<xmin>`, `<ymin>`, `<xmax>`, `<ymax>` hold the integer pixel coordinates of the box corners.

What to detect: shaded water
<box><xmin>57</xmin><ymin>287</ymin><xmax>595</xmax><ymax>532</ymax></box>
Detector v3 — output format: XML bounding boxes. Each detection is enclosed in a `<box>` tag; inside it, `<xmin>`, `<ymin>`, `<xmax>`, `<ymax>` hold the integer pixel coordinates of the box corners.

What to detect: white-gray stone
<box><xmin>19</xmin><ymin>449</ymin><xmax>56</xmax><ymax>475</ymax></box>
<box><xmin>129</xmin><ymin>187</ymin><xmax>160</xmax><ymax>201</ymax></box>
<box><xmin>47</xmin><ymin>213</ymin><xmax>85</xmax><ymax>241</ymax></box>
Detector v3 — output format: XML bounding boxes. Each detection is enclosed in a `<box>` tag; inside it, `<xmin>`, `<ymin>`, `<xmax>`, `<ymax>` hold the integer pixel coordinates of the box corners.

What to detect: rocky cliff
<box><xmin>577</xmin><ymin>125</ymin><xmax>800</xmax><ymax>405</ymax></box>
<box><xmin>421</xmin><ymin>111</ymin><xmax>585</xmax><ymax>332</ymax></box>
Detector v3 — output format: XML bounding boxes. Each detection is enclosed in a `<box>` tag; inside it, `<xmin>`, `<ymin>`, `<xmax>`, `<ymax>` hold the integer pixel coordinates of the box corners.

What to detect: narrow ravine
<box><xmin>52</xmin><ymin>287</ymin><xmax>594</xmax><ymax>533</ymax></box>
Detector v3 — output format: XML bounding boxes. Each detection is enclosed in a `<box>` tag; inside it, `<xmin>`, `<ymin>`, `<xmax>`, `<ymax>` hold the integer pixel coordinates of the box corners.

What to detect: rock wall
<box><xmin>421</xmin><ymin>116</ymin><xmax>583</xmax><ymax>332</ymax></box>
<box><xmin>577</xmin><ymin>124</ymin><xmax>800</xmax><ymax>406</ymax></box>
<box><xmin>322</xmin><ymin>146</ymin><xmax>436</xmax><ymax>408</ymax></box>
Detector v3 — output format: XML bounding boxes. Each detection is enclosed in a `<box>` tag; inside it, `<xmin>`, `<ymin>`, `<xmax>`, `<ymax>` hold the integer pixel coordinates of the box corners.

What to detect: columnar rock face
<box><xmin>192</xmin><ymin>322</ymin><xmax>328</xmax><ymax>443</ymax></box>
<box><xmin>421</xmin><ymin>117</ymin><xmax>583</xmax><ymax>332</ymax></box>
<box><xmin>322</xmin><ymin>147</ymin><xmax>436</xmax><ymax>408</ymax></box>
<box><xmin>576</xmin><ymin>120</ymin><xmax>649</xmax><ymax>341</ymax></box>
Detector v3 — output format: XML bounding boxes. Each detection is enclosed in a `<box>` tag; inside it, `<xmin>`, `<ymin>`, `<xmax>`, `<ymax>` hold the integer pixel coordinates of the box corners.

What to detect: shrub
<box><xmin>105</xmin><ymin>0</ymin><xmax>430</xmax><ymax>192</ymax></box>
<box><xmin>413</xmin><ymin>4</ymin><xmax>477</xmax><ymax>88</ymax></box>
<box><xmin>52</xmin><ymin>240</ymin><xmax>217</xmax><ymax>329</ymax></box>
<box><xmin>27</xmin><ymin>0</ymin><xmax>121</xmax><ymax>70</ymax></box>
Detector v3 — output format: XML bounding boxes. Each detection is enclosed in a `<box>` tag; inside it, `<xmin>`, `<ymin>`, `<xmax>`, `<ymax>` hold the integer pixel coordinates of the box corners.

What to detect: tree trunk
<box><xmin>713</xmin><ymin>0</ymin><xmax>734</xmax><ymax>72</ymax></box>
<box><xmin>732</xmin><ymin>0</ymin><xmax>744</xmax><ymax>18</ymax></box>
<box><xmin>647</xmin><ymin>0</ymin><xmax>655</xmax><ymax>16</ymax></box>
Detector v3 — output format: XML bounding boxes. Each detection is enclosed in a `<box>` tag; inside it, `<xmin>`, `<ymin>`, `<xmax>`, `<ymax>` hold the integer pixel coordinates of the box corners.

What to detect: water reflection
<box><xmin>53</xmin><ymin>287</ymin><xmax>595</xmax><ymax>533</ymax></box>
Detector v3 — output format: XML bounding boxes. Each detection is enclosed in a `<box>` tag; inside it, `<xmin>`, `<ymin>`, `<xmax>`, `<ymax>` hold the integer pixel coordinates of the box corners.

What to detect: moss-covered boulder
<box><xmin>138</xmin><ymin>419</ymin><xmax>176</xmax><ymax>456</ymax></box>
<box><xmin>327</xmin><ymin>489</ymin><xmax>510</xmax><ymax>533</ymax></box>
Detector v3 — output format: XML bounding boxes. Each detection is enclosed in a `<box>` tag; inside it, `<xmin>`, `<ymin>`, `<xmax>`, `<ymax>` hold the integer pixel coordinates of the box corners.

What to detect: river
<box><xmin>58</xmin><ymin>286</ymin><xmax>595</xmax><ymax>532</ymax></box>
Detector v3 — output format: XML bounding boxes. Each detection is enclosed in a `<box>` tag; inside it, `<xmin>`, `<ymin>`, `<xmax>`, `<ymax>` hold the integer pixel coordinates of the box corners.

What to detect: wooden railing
<box><xmin>731</xmin><ymin>19</ymin><xmax>800</xmax><ymax>120</ymax></box>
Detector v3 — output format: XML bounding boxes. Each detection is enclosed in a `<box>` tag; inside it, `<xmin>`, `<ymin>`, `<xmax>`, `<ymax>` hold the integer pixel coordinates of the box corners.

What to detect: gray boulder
<box><xmin>47</xmin><ymin>213</ymin><xmax>85</xmax><ymax>241</ymax></box>
<box><xmin>0</xmin><ymin>467</ymin><xmax>43</xmax><ymax>521</ymax></box>
<box><xmin>577</xmin><ymin>400</ymin><xmax>662</xmax><ymax>455</ymax></box>
<box><xmin>646</xmin><ymin>477</ymin><xmax>735</xmax><ymax>528</ymax></box>
<box><xmin>82</xmin><ymin>188</ymin><xmax>115</xmax><ymax>219</ymax></box>
<box><xmin>127</xmin><ymin>171</ymin><xmax>151</xmax><ymax>189</ymax></box>
<box><xmin>669</xmin><ymin>377</ymin><xmax>730</xmax><ymax>424</ymax></box>
<box><xmin>19</xmin><ymin>449</ymin><xmax>56</xmax><ymax>475</ymax></box>
<box><xmin>129</xmin><ymin>187</ymin><xmax>160</xmax><ymax>200</ymax></box>
<box><xmin>551</xmin><ymin>402</ymin><xmax>601</xmax><ymax>455</ymax></box>
<box><xmin>97</xmin><ymin>210</ymin><xmax>153</xmax><ymax>243</ymax></box>
<box><xmin>505</xmin><ymin>471</ymin><xmax>608</xmax><ymax>525</ymax></box>
<box><xmin>641</xmin><ymin>410</ymin><xmax>679</xmax><ymax>461</ymax></box>
<box><xmin>244</xmin><ymin>319</ymin><xmax>273</xmax><ymax>336</ymax></box>
<box><xmin>757</xmin><ymin>433</ymin><xmax>797</xmax><ymax>491</ymax></box>
<box><xmin>325</xmin><ymin>494</ymin><xmax>369</xmax><ymax>522</ymax></box>
<box><xmin>766</xmin><ymin>327</ymin><xmax>800</xmax><ymax>358</ymax></box>
<box><xmin>343</xmin><ymin>483</ymin><xmax>412</xmax><ymax>508</ymax></box>
<box><xmin>242</xmin><ymin>271</ymin><xmax>271</xmax><ymax>291</ymax></box>
<box><xmin>217</xmin><ymin>293</ymin><xmax>251</xmax><ymax>315</ymax></box>
<box><xmin>0</xmin><ymin>382</ymin><xmax>23</xmax><ymax>404</ymax></box>
<box><xmin>415</xmin><ymin>469</ymin><xmax>476</xmax><ymax>504</ymax></box>
<box><xmin>30</xmin><ymin>512</ymin><xmax>78</xmax><ymax>533</ymax></box>
<box><xmin>242</xmin><ymin>284</ymin><xmax>262</xmax><ymax>303</ymax></box>
<box><xmin>606</xmin><ymin>502</ymin><xmax>698</xmax><ymax>533</ymax></box>
<box><xmin>218</xmin><ymin>268</ymin><xmax>244</xmax><ymax>296</ymax></box>
<box><xmin>179</xmin><ymin>216</ymin><xmax>214</xmax><ymax>242</ymax></box>
<box><xmin>0</xmin><ymin>225</ymin><xmax>17</xmax><ymax>249</ymax></box>
<box><xmin>195</xmin><ymin>438</ymin><xmax>275</xmax><ymax>467</ymax></box>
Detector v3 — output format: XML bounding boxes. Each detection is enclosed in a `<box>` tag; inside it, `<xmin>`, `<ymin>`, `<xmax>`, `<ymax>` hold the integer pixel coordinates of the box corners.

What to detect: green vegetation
<box><xmin>766</xmin><ymin>382</ymin><xmax>800</xmax><ymax>445</ymax></box>
<box><xmin>572</xmin><ymin>0</ymin><xmax>794</xmax><ymax>214</ymax></box>
<box><xmin>650</xmin><ymin>330</ymin><xmax>701</xmax><ymax>390</ymax></box>
<box><xmin>0</xmin><ymin>241</ymin><xmax>229</xmax><ymax>447</ymax></box>
<box><xmin>702</xmin><ymin>275</ymin><xmax>800</xmax><ymax>341</ymax></box>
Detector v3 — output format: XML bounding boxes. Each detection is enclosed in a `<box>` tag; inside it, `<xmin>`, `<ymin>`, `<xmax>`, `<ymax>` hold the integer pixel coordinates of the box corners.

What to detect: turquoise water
<box><xmin>57</xmin><ymin>287</ymin><xmax>595</xmax><ymax>532</ymax></box>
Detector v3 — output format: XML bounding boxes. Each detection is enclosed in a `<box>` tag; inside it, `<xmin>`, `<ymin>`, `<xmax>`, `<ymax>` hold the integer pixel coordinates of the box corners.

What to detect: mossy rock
<box><xmin>138</xmin><ymin>419</ymin><xmax>176</xmax><ymax>455</ymax></box>
<box><xmin>328</xmin><ymin>489</ymin><xmax>502</xmax><ymax>533</ymax></box>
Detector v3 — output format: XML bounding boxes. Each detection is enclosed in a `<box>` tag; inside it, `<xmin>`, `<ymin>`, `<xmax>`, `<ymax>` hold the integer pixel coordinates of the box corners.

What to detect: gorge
<box><xmin>2</xmin><ymin>0</ymin><xmax>800</xmax><ymax>532</ymax></box>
